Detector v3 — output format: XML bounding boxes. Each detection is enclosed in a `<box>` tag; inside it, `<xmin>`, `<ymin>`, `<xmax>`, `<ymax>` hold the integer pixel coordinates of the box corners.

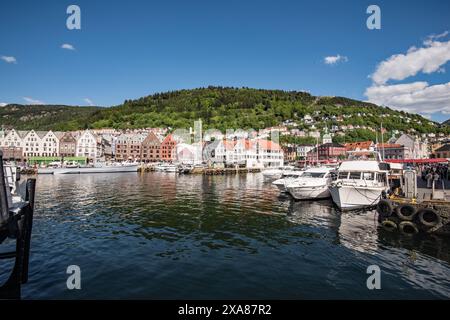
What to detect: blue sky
<box><xmin>0</xmin><ymin>0</ymin><xmax>449</xmax><ymax>121</ymax></box>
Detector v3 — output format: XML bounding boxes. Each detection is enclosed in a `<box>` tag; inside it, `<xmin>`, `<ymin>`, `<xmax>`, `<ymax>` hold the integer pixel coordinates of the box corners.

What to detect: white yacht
<box><xmin>262</xmin><ymin>166</ymin><xmax>295</xmax><ymax>182</ymax></box>
<box><xmin>329</xmin><ymin>160</ymin><xmax>390</xmax><ymax>210</ymax></box>
<box><xmin>272</xmin><ymin>170</ymin><xmax>305</xmax><ymax>192</ymax></box>
<box><xmin>155</xmin><ymin>163</ymin><xmax>178</xmax><ymax>173</ymax></box>
<box><xmin>286</xmin><ymin>167</ymin><xmax>335</xmax><ymax>200</ymax></box>
<box><xmin>38</xmin><ymin>162</ymin><xmax>139</xmax><ymax>174</ymax></box>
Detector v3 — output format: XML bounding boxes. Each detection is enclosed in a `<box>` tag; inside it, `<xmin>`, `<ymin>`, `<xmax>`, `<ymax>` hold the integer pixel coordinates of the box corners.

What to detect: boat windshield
<box><xmin>302</xmin><ymin>172</ymin><xmax>326</xmax><ymax>178</ymax></box>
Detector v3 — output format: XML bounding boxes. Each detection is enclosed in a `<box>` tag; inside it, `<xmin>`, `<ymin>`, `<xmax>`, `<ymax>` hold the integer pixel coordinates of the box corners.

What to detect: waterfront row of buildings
<box><xmin>1</xmin><ymin>125</ymin><xmax>448</xmax><ymax>167</ymax></box>
<box><xmin>283</xmin><ymin>133</ymin><xmax>436</xmax><ymax>163</ymax></box>
<box><xmin>0</xmin><ymin>128</ymin><xmax>285</xmax><ymax>167</ymax></box>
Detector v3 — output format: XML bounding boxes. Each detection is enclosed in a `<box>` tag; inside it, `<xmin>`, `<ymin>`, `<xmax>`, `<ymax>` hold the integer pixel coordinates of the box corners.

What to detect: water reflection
<box><xmin>15</xmin><ymin>172</ymin><xmax>450</xmax><ymax>299</ymax></box>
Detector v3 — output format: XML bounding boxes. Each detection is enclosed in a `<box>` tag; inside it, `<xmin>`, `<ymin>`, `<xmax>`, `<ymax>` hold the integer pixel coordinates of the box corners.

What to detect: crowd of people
<box><xmin>418</xmin><ymin>163</ymin><xmax>449</xmax><ymax>188</ymax></box>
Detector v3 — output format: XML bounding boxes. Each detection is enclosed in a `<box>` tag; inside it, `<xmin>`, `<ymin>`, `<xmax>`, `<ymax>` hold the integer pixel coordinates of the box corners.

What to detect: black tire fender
<box><xmin>381</xmin><ymin>219</ymin><xmax>397</xmax><ymax>232</ymax></box>
<box><xmin>377</xmin><ymin>199</ymin><xmax>393</xmax><ymax>218</ymax></box>
<box><xmin>398</xmin><ymin>221</ymin><xmax>419</xmax><ymax>235</ymax></box>
<box><xmin>417</xmin><ymin>208</ymin><xmax>442</xmax><ymax>228</ymax></box>
<box><xmin>395</xmin><ymin>204</ymin><xmax>417</xmax><ymax>221</ymax></box>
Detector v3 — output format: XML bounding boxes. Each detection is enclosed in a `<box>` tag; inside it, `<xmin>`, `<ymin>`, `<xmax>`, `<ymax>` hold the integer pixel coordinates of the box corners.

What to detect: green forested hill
<box><xmin>0</xmin><ymin>104</ymin><xmax>102</xmax><ymax>131</ymax></box>
<box><xmin>1</xmin><ymin>87</ymin><xmax>447</xmax><ymax>141</ymax></box>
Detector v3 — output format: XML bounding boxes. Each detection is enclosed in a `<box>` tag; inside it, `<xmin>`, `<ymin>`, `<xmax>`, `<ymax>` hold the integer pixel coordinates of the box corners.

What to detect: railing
<box><xmin>0</xmin><ymin>151</ymin><xmax>36</xmax><ymax>299</ymax></box>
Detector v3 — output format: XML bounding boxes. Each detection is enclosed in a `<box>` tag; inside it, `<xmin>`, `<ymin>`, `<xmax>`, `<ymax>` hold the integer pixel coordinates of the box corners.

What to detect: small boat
<box><xmin>272</xmin><ymin>170</ymin><xmax>305</xmax><ymax>192</ymax></box>
<box><xmin>178</xmin><ymin>164</ymin><xmax>193</xmax><ymax>174</ymax></box>
<box><xmin>38</xmin><ymin>162</ymin><xmax>139</xmax><ymax>174</ymax></box>
<box><xmin>329</xmin><ymin>160</ymin><xmax>390</xmax><ymax>210</ymax></box>
<box><xmin>64</xmin><ymin>160</ymin><xmax>80</xmax><ymax>168</ymax></box>
<box><xmin>155</xmin><ymin>163</ymin><xmax>178</xmax><ymax>173</ymax></box>
<box><xmin>262</xmin><ymin>166</ymin><xmax>295</xmax><ymax>182</ymax></box>
<box><xmin>286</xmin><ymin>167</ymin><xmax>335</xmax><ymax>200</ymax></box>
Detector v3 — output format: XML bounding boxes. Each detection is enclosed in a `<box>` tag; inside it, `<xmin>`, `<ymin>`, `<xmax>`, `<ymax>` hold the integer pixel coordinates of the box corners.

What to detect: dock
<box><xmin>378</xmin><ymin>175</ymin><xmax>450</xmax><ymax>236</ymax></box>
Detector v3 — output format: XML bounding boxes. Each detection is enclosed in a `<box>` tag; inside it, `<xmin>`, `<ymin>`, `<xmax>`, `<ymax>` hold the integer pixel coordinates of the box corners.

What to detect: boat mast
<box><xmin>380</xmin><ymin>122</ymin><xmax>385</xmax><ymax>161</ymax></box>
<box><xmin>316</xmin><ymin>137</ymin><xmax>319</xmax><ymax>166</ymax></box>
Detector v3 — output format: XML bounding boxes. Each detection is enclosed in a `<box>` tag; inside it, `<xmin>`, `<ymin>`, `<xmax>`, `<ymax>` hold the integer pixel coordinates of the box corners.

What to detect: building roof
<box><xmin>344</xmin><ymin>141</ymin><xmax>373</xmax><ymax>151</ymax></box>
<box><xmin>320</xmin><ymin>142</ymin><xmax>344</xmax><ymax>148</ymax></box>
<box><xmin>223</xmin><ymin>140</ymin><xmax>236</xmax><ymax>151</ymax></box>
<box><xmin>376</xmin><ymin>143</ymin><xmax>403</xmax><ymax>149</ymax></box>
<box><xmin>161</xmin><ymin>133</ymin><xmax>176</xmax><ymax>145</ymax></box>
<box><xmin>142</xmin><ymin>131</ymin><xmax>161</xmax><ymax>145</ymax></box>
<box><xmin>435</xmin><ymin>144</ymin><xmax>450</xmax><ymax>152</ymax></box>
<box><xmin>256</xmin><ymin>139</ymin><xmax>281</xmax><ymax>150</ymax></box>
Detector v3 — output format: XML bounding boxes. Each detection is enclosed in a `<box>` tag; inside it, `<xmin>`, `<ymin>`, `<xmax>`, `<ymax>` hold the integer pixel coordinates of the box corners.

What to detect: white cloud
<box><xmin>1</xmin><ymin>56</ymin><xmax>17</xmax><ymax>64</ymax></box>
<box><xmin>371</xmin><ymin>39</ymin><xmax>450</xmax><ymax>85</ymax></box>
<box><xmin>324</xmin><ymin>54</ymin><xmax>348</xmax><ymax>65</ymax></box>
<box><xmin>366</xmin><ymin>32</ymin><xmax>450</xmax><ymax>115</ymax></box>
<box><xmin>0</xmin><ymin>103</ymin><xmax>7</xmax><ymax>107</ymax></box>
<box><xmin>84</xmin><ymin>98</ymin><xmax>94</xmax><ymax>106</ymax></box>
<box><xmin>23</xmin><ymin>97</ymin><xmax>44</xmax><ymax>105</ymax></box>
<box><xmin>365</xmin><ymin>81</ymin><xmax>450</xmax><ymax>114</ymax></box>
<box><xmin>61</xmin><ymin>43</ymin><xmax>75</xmax><ymax>50</ymax></box>
<box><xmin>424</xmin><ymin>30</ymin><xmax>449</xmax><ymax>46</ymax></box>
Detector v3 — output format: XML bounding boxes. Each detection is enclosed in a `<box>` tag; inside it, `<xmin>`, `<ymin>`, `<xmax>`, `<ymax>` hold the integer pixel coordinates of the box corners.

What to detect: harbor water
<box><xmin>2</xmin><ymin>172</ymin><xmax>450</xmax><ymax>299</ymax></box>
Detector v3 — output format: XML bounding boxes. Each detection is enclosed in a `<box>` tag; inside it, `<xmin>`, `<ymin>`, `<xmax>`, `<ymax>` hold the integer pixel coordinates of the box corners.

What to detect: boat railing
<box><xmin>0</xmin><ymin>151</ymin><xmax>36</xmax><ymax>299</ymax></box>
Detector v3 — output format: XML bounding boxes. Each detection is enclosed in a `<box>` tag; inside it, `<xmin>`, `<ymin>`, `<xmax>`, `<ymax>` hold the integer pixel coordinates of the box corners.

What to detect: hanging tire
<box><xmin>398</xmin><ymin>221</ymin><xmax>419</xmax><ymax>235</ymax></box>
<box><xmin>395</xmin><ymin>204</ymin><xmax>417</xmax><ymax>221</ymax></box>
<box><xmin>381</xmin><ymin>220</ymin><xmax>397</xmax><ymax>232</ymax></box>
<box><xmin>417</xmin><ymin>208</ymin><xmax>442</xmax><ymax>228</ymax></box>
<box><xmin>377</xmin><ymin>199</ymin><xmax>393</xmax><ymax>218</ymax></box>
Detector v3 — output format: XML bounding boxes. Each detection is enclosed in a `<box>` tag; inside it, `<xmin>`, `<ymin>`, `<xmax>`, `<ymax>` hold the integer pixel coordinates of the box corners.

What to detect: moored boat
<box><xmin>155</xmin><ymin>163</ymin><xmax>178</xmax><ymax>173</ymax></box>
<box><xmin>329</xmin><ymin>160</ymin><xmax>390</xmax><ymax>210</ymax></box>
<box><xmin>262</xmin><ymin>166</ymin><xmax>295</xmax><ymax>182</ymax></box>
<box><xmin>286</xmin><ymin>167</ymin><xmax>335</xmax><ymax>200</ymax></box>
<box><xmin>38</xmin><ymin>162</ymin><xmax>139</xmax><ymax>174</ymax></box>
<box><xmin>272</xmin><ymin>170</ymin><xmax>305</xmax><ymax>192</ymax></box>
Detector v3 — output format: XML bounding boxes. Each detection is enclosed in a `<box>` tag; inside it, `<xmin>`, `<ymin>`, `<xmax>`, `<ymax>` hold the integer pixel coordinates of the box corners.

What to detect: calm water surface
<box><xmin>2</xmin><ymin>172</ymin><xmax>450</xmax><ymax>299</ymax></box>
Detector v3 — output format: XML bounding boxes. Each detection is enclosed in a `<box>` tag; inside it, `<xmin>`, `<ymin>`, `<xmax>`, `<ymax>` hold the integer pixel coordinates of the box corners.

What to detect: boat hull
<box><xmin>273</xmin><ymin>181</ymin><xmax>287</xmax><ymax>192</ymax></box>
<box><xmin>329</xmin><ymin>185</ymin><xmax>385</xmax><ymax>210</ymax></box>
<box><xmin>263</xmin><ymin>173</ymin><xmax>282</xmax><ymax>182</ymax></box>
<box><xmin>38</xmin><ymin>165</ymin><xmax>139</xmax><ymax>175</ymax></box>
<box><xmin>287</xmin><ymin>186</ymin><xmax>330</xmax><ymax>200</ymax></box>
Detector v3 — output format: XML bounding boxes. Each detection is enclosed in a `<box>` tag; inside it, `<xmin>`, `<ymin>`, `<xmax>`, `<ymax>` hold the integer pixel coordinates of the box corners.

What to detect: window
<box><xmin>377</xmin><ymin>173</ymin><xmax>386</xmax><ymax>183</ymax></box>
<box><xmin>302</xmin><ymin>172</ymin><xmax>326</xmax><ymax>178</ymax></box>
<box><xmin>338</xmin><ymin>172</ymin><xmax>349</xmax><ymax>179</ymax></box>
<box><xmin>362</xmin><ymin>172</ymin><xmax>374</xmax><ymax>180</ymax></box>
<box><xmin>349</xmin><ymin>172</ymin><xmax>361</xmax><ymax>180</ymax></box>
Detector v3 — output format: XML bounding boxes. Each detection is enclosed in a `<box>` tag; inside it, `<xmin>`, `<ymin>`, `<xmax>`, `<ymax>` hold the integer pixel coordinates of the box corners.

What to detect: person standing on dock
<box><xmin>426</xmin><ymin>171</ymin><xmax>433</xmax><ymax>188</ymax></box>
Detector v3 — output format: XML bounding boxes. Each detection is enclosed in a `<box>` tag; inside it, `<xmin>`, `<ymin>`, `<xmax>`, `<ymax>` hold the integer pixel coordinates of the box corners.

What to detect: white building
<box><xmin>395</xmin><ymin>134</ymin><xmax>428</xmax><ymax>159</ymax></box>
<box><xmin>322</xmin><ymin>133</ymin><xmax>332</xmax><ymax>144</ymax></box>
<box><xmin>303</xmin><ymin>114</ymin><xmax>314</xmax><ymax>124</ymax></box>
<box><xmin>0</xmin><ymin>129</ymin><xmax>24</xmax><ymax>150</ymax></box>
<box><xmin>297</xmin><ymin>145</ymin><xmax>315</xmax><ymax>159</ymax></box>
<box><xmin>40</xmin><ymin>131</ymin><xmax>61</xmax><ymax>157</ymax></box>
<box><xmin>205</xmin><ymin>139</ymin><xmax>283</xmax><ymax>168</ymax></box>
<box><xmin>76</xmin><ymin>130</ymin><xmax>102</xmax><ymax>161</ymax></box>
<box><xmin>17</xmin><ymin>130</ymin><xmax>61</xmax><ymax>158</ymax></box>
<box><xmin>176</xmin><ymin>143</ymin><xmax>203</xmax><ymax>165</ymax></box>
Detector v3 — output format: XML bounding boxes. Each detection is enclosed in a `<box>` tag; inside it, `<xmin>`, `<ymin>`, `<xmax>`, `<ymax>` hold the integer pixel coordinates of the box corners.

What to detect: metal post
<box><xmin>22</xmin><ymin>179</ymin><xmax>36</xmax><ymax>283</ymax></box>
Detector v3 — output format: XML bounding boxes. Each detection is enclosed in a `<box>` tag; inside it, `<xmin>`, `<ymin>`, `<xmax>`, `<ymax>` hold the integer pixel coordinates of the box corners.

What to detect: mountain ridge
<box><xmin>1</xmin><ymin>87</ymin><xmax>446</xmax><ymax>142</ymax></box>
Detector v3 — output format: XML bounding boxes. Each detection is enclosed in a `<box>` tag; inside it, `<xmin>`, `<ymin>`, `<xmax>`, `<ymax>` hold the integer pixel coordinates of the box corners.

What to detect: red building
<box><xmin>160</xmin><ymin>134</ymin><xmax>177</xmax><ymax>161</ymax></box>
<box><xmin>306</xmin><ymin>142</ymin><xmax>346</xmax><ymax>162</ymax></box>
